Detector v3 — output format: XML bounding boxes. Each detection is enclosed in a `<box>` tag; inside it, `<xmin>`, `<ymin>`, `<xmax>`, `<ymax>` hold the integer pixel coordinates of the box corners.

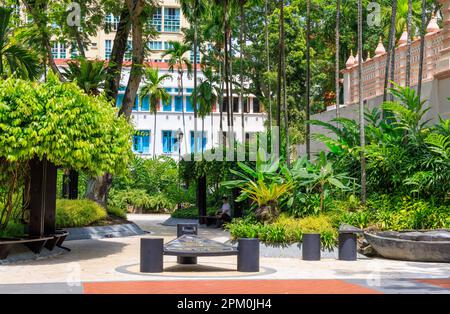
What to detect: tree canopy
<box><xmin>0</xmin><ymin>74</ymin><xmax>132</xmax><ymax>175</ymax></box>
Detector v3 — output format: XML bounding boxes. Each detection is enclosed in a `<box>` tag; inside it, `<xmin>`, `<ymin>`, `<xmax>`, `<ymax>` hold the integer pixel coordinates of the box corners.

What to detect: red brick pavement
<box><xmin>83</xmin><ymin>279</ymin><xmax>381</xmax><ymax>294</ymax></box>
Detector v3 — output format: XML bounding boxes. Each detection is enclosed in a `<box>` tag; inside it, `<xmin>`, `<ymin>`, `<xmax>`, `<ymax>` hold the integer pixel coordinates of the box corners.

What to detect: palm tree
<box><xmin>239</xmin><ymin>0</ymin><xmax>247</xmax><ymax>147</ymax></box>
<box><xmin>192</xmin><ymin>66</ymin><xmax>218</xmax><ymax>156</ymax></box>
<box><xmin>406</xmin><ymin>0</ymin><xmax>413</xmax><ymax>87</ymax></box>
<box><xmin>417</xmin><ymin>0</ymin><xmax>427</xmax><ymax>99</ymax></box>
<box><xmin>335</xmin><ymin>0</ymin><xmax>341</xmax><ymax>119</ymax></box>
<box><xmin>357</xmin><ymin>0</ymin><xmax>366</xmax><ymax>203</ymax></box>
<box><xmin>276</xmin><ymin>0</ymin><xmax>284</xmax><ymax>129</ymax></box>
<box><xmin>212</xmin><ymin>0</ymin><xmax>234</xmax><ymax>145</ymax></box>
<box><xmin>62</xmin><ymin>58</ymin><xmax>106</xmax><ymax>95</ymax></box>
<box><xmin>281</xmin><ymin>1</ymin><xmax>289</xmax><ymax>166</ymax></box>
<box><xmin>162</xmin><ymin>41</ymin><xmax>192</xmax><ymax>154</ymax></box>
<box><xmin>140</xmin><ymin>68</ymin><xmax>171</xmax><ymax>158</ymax></box>
<box><xmin>383</xmin><ymin>0</ymin><xmax>398</xmax><ymax>103</ymax></box>
<box><xmin>0</xmin><ymin>7</ymin><xmax>40</xmax><ymax>79</ymax></box>
<box><xmin>264</xmin><ymin>0</ymin><xmax>272</xmax><ymax>129</ymax></box>
<box><xmin>180</xmin><ymin>0</ymin><xmax>207</xmax><ymax>153</ymax></box>
<box><xmin>202</xmin><ymin>6</ymin><xmax>225</xmax><ymax>134</ymax></box>
<box><xmin>382</xmin><ymin>0</ymin><xmax>421</xmax><ymax>39</ymax></box>
<box><xmin>305</xmin><ymin>0</ymin><xmax>311</xmax><ymax>160</ymax></box>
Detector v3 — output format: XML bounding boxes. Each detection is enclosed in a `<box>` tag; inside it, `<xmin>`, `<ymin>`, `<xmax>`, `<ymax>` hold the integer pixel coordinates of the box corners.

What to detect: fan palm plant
<box><xmin>140</xmin><ymin>68</ymin><xmax>171</xmax><ymax>158</ymax></box>
<box><xmin>0</xmin><ymin>7</ymin><xmax>40</xmax><ymax>79</ymax></box>
<box><xmin>241</xmin><ymin>180</ymin><xmax>293</xmax><ymax>222</ymax></box>
<box><xmin>162</xmin><ymin>41</ymin><xmax>192</xmax><ymax>153</ymax></box>
<box><xmin>62</xmin><ymin>58</ymin><xmax>106</xmax><ymax>95</ymax></box>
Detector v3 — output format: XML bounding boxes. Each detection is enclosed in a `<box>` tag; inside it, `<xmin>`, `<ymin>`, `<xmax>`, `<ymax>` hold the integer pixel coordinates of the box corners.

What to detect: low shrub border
<box><xmin>225</xmin><ymin>214</ymin><xmax>338</xmax><ymax>250</ymax></box>
<box><xmin>56</xmin><ymin>199</ymin><xmax>108</xmax><ymax>228</ymax></box>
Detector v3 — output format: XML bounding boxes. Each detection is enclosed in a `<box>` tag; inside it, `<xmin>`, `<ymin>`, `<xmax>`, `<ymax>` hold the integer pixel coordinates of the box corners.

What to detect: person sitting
<box><xmin>216</xmin><ymin>196</ymin><xmax>232</xmax><ymax>224</ymax></box>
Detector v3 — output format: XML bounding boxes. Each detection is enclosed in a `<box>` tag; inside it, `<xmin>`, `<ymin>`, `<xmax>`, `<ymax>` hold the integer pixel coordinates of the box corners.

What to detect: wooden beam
<box><xmin>197</xmin><ymin>176</ymin><xmax>207</xmax><ymax>224</ymax></box>
<box><xmin>29</xmin><ymin>157</ymin><xmax>57</xmax><ymax>237</ymax></box>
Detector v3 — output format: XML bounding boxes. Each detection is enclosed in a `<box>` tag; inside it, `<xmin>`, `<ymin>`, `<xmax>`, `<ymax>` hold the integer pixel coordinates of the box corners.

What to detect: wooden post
<box><xmin>232</xmin><ymin>187</ymin><xmax>243</xmax><ymax>218</ymax></box>
<box><xmin>29</xmin><ymin>157</ymin><xmax>57</xmax><ymax>237</ymax></box>
<box><xmin>197</xmin><ymin>175</ymin><xmax>207</xmax><ymax>224</ymax></box>
<box><xmin>68</xmin><ymin>170</ymin><xmax>78</xmax><ymax>200</ymax></box>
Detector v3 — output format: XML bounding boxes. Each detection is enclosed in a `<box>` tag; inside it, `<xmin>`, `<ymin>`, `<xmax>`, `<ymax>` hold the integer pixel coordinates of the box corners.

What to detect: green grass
<box><xmin>56</xmin><ymin>199</ymin><xmax>107</xmax><ymax>228</ymax></box>
<box><xmin>0</xmin><ymin>220</ymin><xmax>26</xmax><ymax>238</ymax></box>
<box><xmin>171</xmin><ymin>206</ymin><xmax>217</xmax><ymax>219</ymax></box>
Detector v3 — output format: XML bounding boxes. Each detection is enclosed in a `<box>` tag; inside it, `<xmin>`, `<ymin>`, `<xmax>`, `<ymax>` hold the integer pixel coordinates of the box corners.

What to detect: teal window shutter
<box><xmin>163</xmin><ymin>96</ymin><xmax>172</xmax><ymax>111</ymax></box>
<box><xmin>133</xmin><ymin>96</ymin><xmax>139</xmax><ymax>111</ymax></box>
<box><xmin>186</xmin><ymin>97</ymin><xmax>193</xmax><ymax>112</ymax></box>
<box><xmin>116</xmin><ymin>94</ymin><xmax>124</xmax><ymax>108</ymax></box>
<box><xmin>175</xmin><ymin>96</ymin><xmax>183</xmax><ymax>112</ymax></box>
<box><xmin>141</xmin><ymin>96</ymin><xmax>150</xmax><ymax>111</ymax></box>
<box><xmin>142</xmin><ymin>131</ymin><xmax>150</xmax><ymax>153</ymax></box>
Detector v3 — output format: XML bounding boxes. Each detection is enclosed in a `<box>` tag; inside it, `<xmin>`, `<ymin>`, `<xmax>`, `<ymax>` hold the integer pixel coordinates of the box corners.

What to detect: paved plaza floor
<box><xmin>0</xmin><ymin>214</ymin><xmax>448</xmax><ymax>294</ymax></box>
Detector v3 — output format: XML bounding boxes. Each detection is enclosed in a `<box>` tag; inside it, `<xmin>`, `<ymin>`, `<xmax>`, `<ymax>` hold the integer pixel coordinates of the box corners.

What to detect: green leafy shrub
<box><xmin>226</xmin><ymin>214</ymin><xmax>337</xmax><ymax>249</ymax></box>
<box><xmin>0</xmin><ymin>75</ymin><xmax>132</xmax><ymax>232</ymax></box>
<box><xmin>171</xmin><ymin>206</ymin><xmax>217</xmax><ymax>219</ymax></box>
<box><xmin>334</xmin><ymin>195</ymin><xmax>450</xmax><ymax>231</ymax></box>
<box><xmin>56</xmin><ymin>199</ymin><xmax>107</xmax><ymax>228</ymax></box>
<box><xmin>146</xmin><ymin>194</ymin><xmax>176</xmax><ymax>213</ymax></box>
<box><xmin>107</xmin><ymin>205</ymin><xmax>127</xmax><ymax>219</ymax></box>
<box><xmin>0</xmin><ymin>220</ymin><xmax>26</xmax><ymax>237</ymax></box>
<box><xmin>108</xmin><ymin>189</ymin><xmax>176</xmax><ymax>213</ymax></box>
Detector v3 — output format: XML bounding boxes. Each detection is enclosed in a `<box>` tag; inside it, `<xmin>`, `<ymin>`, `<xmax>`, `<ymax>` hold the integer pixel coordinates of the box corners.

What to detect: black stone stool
<box><xmin>177</xmin><ymin>223</ymin><xmax>198</xmax><ymax>237</ymax></box>
<box><xmin>140</xmin><ymin>238</ymin><xmax>164</xmax><ymax>273</ymax></box>
<box><xmin>338</xmin><ymin>224</ymin><xmax>363</xmax><ymax>261</ymax></box>
<box><xmin>177</xmin><ymin>223</ymin><xmax>199</xmax><ymax>265</ymax></box>
<box><xmin>237</xmin><ymin>238</ymin><xmax>260</xmax><ymax>272</ymax></box>
<box><xmin>302</xmin><ymin>233</ymin><xmax>321</xmax><ymax>261</ymax></box>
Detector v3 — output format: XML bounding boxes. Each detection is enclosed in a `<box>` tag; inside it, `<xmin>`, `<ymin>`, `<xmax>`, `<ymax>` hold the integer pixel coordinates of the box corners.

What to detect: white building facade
<box><xmin>119</xmin><ymin>67</ymin><xmax>266</xmax><ymax>159</ymax></box>
<box><xmin>41</xmin><ymin>0</ymin><xmax>267</xmax><ymax>159</ymax></box>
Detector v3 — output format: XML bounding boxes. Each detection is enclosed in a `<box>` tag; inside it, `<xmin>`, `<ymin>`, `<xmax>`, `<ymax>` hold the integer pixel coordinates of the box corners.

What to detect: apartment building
<box><xmin>24</xmin><ymin>0</ymin><xmax>267</xmax><ymax>159</ymax></box>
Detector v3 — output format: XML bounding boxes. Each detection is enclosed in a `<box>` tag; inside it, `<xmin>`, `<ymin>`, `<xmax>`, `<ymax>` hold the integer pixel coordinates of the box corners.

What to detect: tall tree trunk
<box><xmin>265</xmin><ymin>0</ymin><xmax>272</xmax><ymax>129</ymax></box>
<box><xmin>119</xmin><ymin>0</ymin><xmax>145</xmax><ymax>118</ymax></box>
<box><xmin>74</xmin><ymin>29</ymin><xmax>86</xmax><ymax>58</ymax></box>
<box><xmin>179</xmin><ymin>69</ymin><xmax>188</xmax><ymax>154</ymax></box>
<box><xmin>153</xmin><ymin>112</ymin><xmax>157</xmax><ymax>158</ymax></box>
<box><xmin>335</xmin><ymin>0</ymin><xmax>340</xmax><ymax>118</ymax></box>
<box><xmin>358</xmin><ymin>0</ymin><xmax>366</xmax><ymax>204</ymax></box>
<box><xmin>383</xmin><ymin>0</ymin><xmax>398</xmax><ymax>104</ymax></box>
<box><xmin>417</xmin><ymin>0</ymin><xmax>427</xmax><ymax>98</ymax></box>
<box><xmin>229</xmin><ymin>27</ymin><xmax>234</xmax><ymax>132</ymax></box>
<box><xmin>224</xmin><ymin>0</ymin><xmax>231</xmax><ymax>147</ymax></box>
<box><xmin>85</xmin><ymin>173</ymin><xmax>112</xmax><ymax>207</ymax></box>
<box><xmin>193</xmin><ymin>22</ymin><xmax>199</xmax><ymax>153</ymax></box>
<box><xmin>276</xmin><ymin>0</ymin><xmax>283</xmax><ymax>129</ymax></box>
<box><xmin>86</xmin><ymin>1</ymin><xmax>134</xmax><ymax>207</ymax></box>
<box><xmin>240</xmin><ymin>1</ymin><xmax>246</xmax><ymax>145</ymax></box>
<box><xmin>105</xmin><ymin>3</ymin><xmax>131</xmax><ymax>103</ymax></box>
<box><xmin>406</xmin><ymin>0</ymin><xmax>412</xmax><ymax>87</ymax></box>
<box><xmin>280</xmin><ymin>0</ymin><xmax>289</xmax><ymax>166</ymax></box>
<box><xmin>219</xmin><ymin>58</ymin><xmax>223</xmax><ymax>132</ymax></box>
<box><xmin>305</xmin><ymin>0</ymin><xmax>311</xmax><ymax>160</ymax></box>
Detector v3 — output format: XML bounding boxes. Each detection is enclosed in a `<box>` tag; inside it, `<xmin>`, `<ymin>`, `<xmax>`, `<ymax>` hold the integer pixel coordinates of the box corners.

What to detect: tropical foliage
<box><xmin>0</xmin><ymin>7</ymin><xmax>40</xmax><ymax>80</ymax></box>
<box><xmin>0</xmin><ymin>75</ymin><xmax>132</xmax><ymax>231</ymax></box>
